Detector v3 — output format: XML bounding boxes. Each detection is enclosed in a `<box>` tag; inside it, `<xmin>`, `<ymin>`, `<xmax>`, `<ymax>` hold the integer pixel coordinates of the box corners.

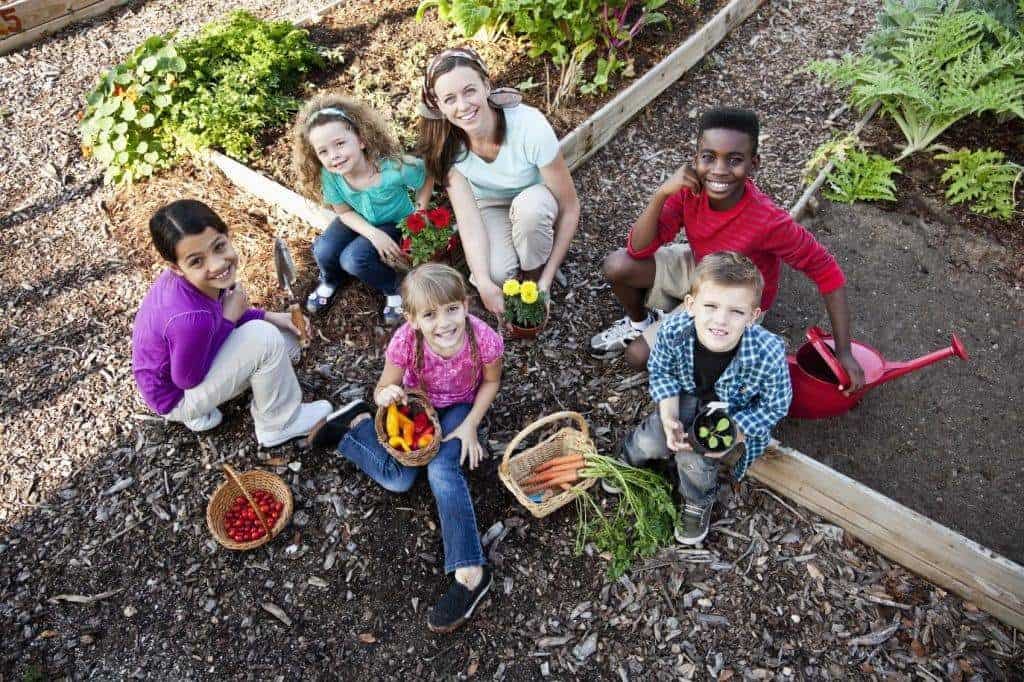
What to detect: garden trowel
<box><xmin>273</xmin><ymin>237</ymin><xmax>310</xmax><ymax>348</ymax></box>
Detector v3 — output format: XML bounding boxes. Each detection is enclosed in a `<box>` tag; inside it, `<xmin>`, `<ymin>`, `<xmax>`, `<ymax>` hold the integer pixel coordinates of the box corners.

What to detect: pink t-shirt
<box><xmin>386</xmin><ymin>315</ymin><xmax>504</xmax><ymax>408</ymax></box>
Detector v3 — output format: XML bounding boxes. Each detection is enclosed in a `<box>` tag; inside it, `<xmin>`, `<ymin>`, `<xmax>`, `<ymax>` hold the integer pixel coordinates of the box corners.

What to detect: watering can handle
<box><xmin>806</xmin><ymin>326</ymin><xmax>852</xmax><ymax>389</ymax></box>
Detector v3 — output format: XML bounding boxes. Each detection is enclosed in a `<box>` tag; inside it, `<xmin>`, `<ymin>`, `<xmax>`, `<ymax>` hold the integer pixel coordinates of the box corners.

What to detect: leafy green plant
<box><xmin>697</xmin><ymin>417</ymin><xmax>734</xmax><ymax>450</ymax></box>
<box><xmin>572</xmin><ymin>454</ymin><xmax>678</xmax><ymax>578</ymax></box>
<box><xmin>80</xmin><ymin>36</ymin><xmax>186</xmax><ymax>185</ymax></box>
<box><xmin>809</xmin><ymin>8</ymin><xmax>1024</xmax><ymax>159</ymax></box>
<box><xmin>80</xmin><ymin>11</ymin><xmax>322</xmax><ymax>185</ymax></box>
<box><xmin>502</xmin><ymin>280</ymin><xmax>546</xmax><ymax>328</ymax></box>
<box><xmin>416</xmin><ymin>0</ymin><xmax>510</xmax><ymax>41</ymax></box>
<box><xmin>807</xmin><ymin>136</ymin><xmax>902</xmax><ymax>203</ymax></box>
<box><xmin>871</xmin><ymin>0</ymin><xmax>1024</xmax><ymax>55</ymax></box>
<box><xmin>935</xmin><ymin>148</ymin><xmax>1022</xmax><ymax>218</ymax></box>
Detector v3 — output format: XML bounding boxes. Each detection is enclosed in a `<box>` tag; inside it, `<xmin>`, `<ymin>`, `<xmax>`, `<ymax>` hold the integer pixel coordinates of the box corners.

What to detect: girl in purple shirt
<box><xmin>306</xmin><ymin>264</ymin><xmax>503</xmax><ymax>634</ymax></box>
<box><xmin>131</xmin><ymin>200</ymin><xmax>332</xmax><ymax>447</ymax></box>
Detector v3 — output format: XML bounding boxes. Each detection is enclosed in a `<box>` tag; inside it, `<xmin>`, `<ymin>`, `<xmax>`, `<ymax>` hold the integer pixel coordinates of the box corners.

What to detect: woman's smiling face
<box><xmin>433</xmin><ymin>65</ymin><xmax>492</xmax><ymax>134</ymax></box>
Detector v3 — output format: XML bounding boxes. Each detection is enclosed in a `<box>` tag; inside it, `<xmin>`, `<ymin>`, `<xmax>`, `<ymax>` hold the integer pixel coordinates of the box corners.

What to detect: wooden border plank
<box><xmin>205</xmin><ymin>151</ymin><xmax>336</xmax><ymax>232</ymax></box>
<box><xmin>1</xmin><ymin>0</ymin><xmax>97</xmax><ymax>36</ymax></box>
<box><xmin>0</xmin><ymin>0</ymin><xmax>128</xmax><ymax>54</ymax></box>
<box><xmin>561</xmin><ymin>0</ymin><xmax>766</xmax><ymax>171</ymax></box>
<box><xmin>751</xmin><ymin>443</ymin><xmax>1024</xmax><ymax>633</ymax></box>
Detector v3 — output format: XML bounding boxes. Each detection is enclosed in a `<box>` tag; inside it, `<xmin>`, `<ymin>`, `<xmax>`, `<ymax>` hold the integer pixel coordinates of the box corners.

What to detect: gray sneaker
<box><xmin>590</xmin><ymin>316</ymin><xmax>643</xmax><ymax>354</ymax></box>
<box><xmin>675</xmin><ymin>499</ymin><xmax>713</xmax><ymax>545</ymax></box>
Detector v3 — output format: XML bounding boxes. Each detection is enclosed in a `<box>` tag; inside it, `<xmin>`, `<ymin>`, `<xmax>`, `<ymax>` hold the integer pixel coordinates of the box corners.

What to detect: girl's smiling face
<box><xmin>171</xmin><ymin>227</ymin><xmax>238</xmax><ymax>298</ymax></box>
<box><xmin>308</xmin><ymin>120</ymin><xmax>366</xmax><ymax>176</ymax></box>
<box><xmin>433</xmin><ymin>66</ymin><xmax>493</xmax><ymax>134</ymax></box>
<box><xmin>410</xmin><ymin>299</ymin><xmax>470</xmax><ymax>357</ymax></box>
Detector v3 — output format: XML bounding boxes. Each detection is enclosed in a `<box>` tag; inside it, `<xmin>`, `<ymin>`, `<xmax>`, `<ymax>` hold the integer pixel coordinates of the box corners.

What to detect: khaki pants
<box><xmin>642</xmin><ymin>244</ymin><xmax>763</xmax><ymax>346</ymax></box>
<box><xmin>477</xmin><ymin>184</ymin><xmax>557</xmax><ymax>286</ymax></box>
<box><xmin>165</xmin><ymin>320</ymin><xmax>302</xmax><ymax>433</ymax></box>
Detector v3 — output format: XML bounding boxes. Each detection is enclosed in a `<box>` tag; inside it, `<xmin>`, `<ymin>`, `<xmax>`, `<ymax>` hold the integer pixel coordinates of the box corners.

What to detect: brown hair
<box><xmin>689</xmin><ymin>252</ymin><xmax>765</xmax><ymax>305</ymax></box>
<box><xmin>400</xmin><ymin>264</ymin><xmax>481</xmax><ymax>378</ymax></box>
<box><xmin>414</xmin><ymin>52</ymin><xmax>506</xmax><ymax>185</ymax></box>
<box><xmin>291</xmin><ymin>92</ymin><xmax>402</xmax><ymax>202</ymax></box>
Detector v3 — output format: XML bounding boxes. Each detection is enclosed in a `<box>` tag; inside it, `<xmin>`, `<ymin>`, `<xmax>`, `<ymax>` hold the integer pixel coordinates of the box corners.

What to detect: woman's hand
<box><xmin>443</xmin><ymin>422</ymin><xmax>486</xmax><ymax>470</ymax></box>
<box><xmin>221</xmin><ymin>284</ymin><xmax>249</xmax><ymax>323</ymax></box>
<box><xmin>479</xmin><ymin>280</ymin><xmax>505</xmax><ymax>317</ymax></box>
<box><xmin>366</xmin><ymin>228</ymin><xmax>406</xmax><ymax>266</ymax></box>
<box><xmin>374</xmin><ymin>384</ymin><xmax>406</xmax><ymax>408</ymax></box>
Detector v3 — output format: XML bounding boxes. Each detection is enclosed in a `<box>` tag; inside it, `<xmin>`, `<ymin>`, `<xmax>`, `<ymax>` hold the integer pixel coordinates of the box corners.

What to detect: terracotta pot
<box><xmin>505</xmin><ymin>319</ymin><xmax>546</xmax><ymax>340</ymax></box>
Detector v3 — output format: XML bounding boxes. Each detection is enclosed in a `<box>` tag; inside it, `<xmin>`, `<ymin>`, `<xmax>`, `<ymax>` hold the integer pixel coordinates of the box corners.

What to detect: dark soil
<box><xmin>860</xmin><ymin>113</ymin><xmax>1024</xmax><ymax>282</ymax></box>
<box><xmin>250</xmin><ymin>0</ymin><xmax>723</xmax><ymax>187</ymax></box>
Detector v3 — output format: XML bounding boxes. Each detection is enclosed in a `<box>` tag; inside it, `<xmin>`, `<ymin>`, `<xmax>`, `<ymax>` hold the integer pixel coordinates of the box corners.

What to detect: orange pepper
<box><xmin>416</xmin><ymin>432</ymin><xmax>433</xmax><ymax>449</ymax></box>
<box><xmin>402</xmin><ymin>421</ymin><xmax>415</xmax><ymax>449</ymax></box>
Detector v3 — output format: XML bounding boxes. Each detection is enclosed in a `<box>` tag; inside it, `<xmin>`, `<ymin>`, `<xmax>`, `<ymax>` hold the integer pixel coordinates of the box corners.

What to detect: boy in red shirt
<box><xmin>589</xmin><ymin>108</ymin><xmax>865</xmax><ymax>392</ymax></box>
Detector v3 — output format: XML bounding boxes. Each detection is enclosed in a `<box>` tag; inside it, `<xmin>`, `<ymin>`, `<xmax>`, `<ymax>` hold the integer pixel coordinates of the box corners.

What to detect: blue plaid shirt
<box><xmin>648</xmin><ymin>312</ymin><xmax>792</xmax><ymax>480</ymax></box>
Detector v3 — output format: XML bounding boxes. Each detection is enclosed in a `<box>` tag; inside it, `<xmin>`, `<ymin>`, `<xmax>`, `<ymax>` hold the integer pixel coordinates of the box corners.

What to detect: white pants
<box><xmin>477</xmin><ymin>184</ymin><xmax>558</xmax><ymax>285</ymax></box>
<box><xmin>165</xmin><ymin>320</ymin><xmax>302</xmax><ymax>433</ymax></box>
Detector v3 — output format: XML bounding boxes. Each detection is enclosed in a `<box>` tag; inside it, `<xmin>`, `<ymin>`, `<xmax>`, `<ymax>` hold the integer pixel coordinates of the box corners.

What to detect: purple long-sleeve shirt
<box><xmin>132</xmin><ymin>270</ymin><xmax>264</xmax><ymax>414</ymax></box>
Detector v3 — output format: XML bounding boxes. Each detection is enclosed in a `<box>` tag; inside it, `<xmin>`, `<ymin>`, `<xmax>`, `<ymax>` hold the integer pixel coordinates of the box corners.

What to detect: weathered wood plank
<box><xmin>0</xmin><ymin>0</ymin><xmax>128</xmax><ymax>54</ymax></box>
<box><xmin>1</xmin><ymin>0</ymin><xmax>96</xmax><ymax>36</ymax></box>
<box><xmin>750</xmin><ymin>443</ymin><xmax>1024</xmax><ymax>633</ymax></box>
<box><xmin>560</xmin><ymin>0</ymin><xmax>767</xmax><ymax>171</ymax></box>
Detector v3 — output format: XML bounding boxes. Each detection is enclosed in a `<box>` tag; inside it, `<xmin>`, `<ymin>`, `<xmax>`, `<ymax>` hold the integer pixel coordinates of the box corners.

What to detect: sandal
<box><xmin>306</xmin><ymin>282</ymin><xmax>338</xmax><ymax>315</ymax></box>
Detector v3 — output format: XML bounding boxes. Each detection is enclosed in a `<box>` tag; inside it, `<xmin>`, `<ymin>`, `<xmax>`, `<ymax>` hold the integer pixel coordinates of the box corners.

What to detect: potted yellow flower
<box><xmin>502</xmin><ymin>279</ymin><xmax>547</xmax><ymax>340</ymax></box>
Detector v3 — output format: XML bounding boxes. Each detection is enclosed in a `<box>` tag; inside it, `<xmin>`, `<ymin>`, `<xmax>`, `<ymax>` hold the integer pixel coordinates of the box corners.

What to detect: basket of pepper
<box><xmin>374</xmin><ymin>388</ymin><xmax>441</xmax><ymax>466</ymax></box>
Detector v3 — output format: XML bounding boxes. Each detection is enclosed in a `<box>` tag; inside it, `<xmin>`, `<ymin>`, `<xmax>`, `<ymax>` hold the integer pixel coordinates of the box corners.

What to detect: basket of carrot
<box><xmin>498</xmin><ymin>411</ymin><xmax>598</xmax><ymax>518</ymax></box>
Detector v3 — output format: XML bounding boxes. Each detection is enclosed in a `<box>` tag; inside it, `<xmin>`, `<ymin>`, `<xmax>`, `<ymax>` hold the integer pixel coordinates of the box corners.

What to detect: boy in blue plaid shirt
<box><xmin>609</xmin><ymin>252</ymin><xmax>792</xmax><ymax>544</ymax></box>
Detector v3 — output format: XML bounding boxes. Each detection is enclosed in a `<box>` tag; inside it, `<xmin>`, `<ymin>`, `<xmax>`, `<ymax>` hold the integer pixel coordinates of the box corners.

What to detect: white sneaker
<box><xmin>183</xmin><ymin>408</ymin><xmax>223</xmax><ymax>432</ymax></box>
<box><xmin>257</xmin><ymin>400</ymin><xmax>333</xmax><ymax>448</ymax></box>
<box><xmin>589</xmin><ymin>311</ymin><xmax>661</xmax><ymax>354</ymax></box>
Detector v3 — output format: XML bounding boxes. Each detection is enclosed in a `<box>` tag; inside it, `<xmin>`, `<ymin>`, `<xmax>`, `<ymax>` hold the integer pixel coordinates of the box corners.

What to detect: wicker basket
<box><xmin>374</xmin><ymin>388</ymin><xmax>442</xmax><ymax>467</ymax></box>
<box><xmin>498</xmin><ymin>411</ymin><xmax>598</xmax><ymax>519</ymax></box>
<box><xmin>206</xmin><ymin>464</ymin><xmax>293</xmax><ymax>551</ymax></box>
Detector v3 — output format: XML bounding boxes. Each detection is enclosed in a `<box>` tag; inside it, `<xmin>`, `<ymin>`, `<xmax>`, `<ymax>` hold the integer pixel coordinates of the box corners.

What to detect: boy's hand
<box><xmin>837</xmin><ymin>350</ymin><xmax>866</xmax><ymax>395</ymax></box>
<box><xmin>444</xmin><ymin>423</ymin><xmax>485</xmax><ymax>470</ymax></box>
<box><xmin>374</xmin><ymin>384</ymin><xmax>406</xmax><ymax>407</ymax></box>
<box><xmin>661</xmin><ymin>415</ymin><xmax>692</xmax><ymax>453</ymax></box>
<box><xmin>658</xmin><ymin>165</ymin><xmax>701</xmax><ymax>198</ymax></box>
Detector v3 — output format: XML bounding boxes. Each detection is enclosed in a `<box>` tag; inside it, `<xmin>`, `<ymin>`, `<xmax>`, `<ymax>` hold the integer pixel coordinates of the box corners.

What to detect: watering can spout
<box><xmin>874</xmin><ymin>334</ymin><xmax>969</xmax><ymax>387</ymax></box>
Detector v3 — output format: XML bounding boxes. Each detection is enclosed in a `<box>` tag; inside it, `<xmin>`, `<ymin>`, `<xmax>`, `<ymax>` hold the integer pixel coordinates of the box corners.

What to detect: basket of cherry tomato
<box><xmin>206</xmin><ymin>464</ymin><xmax>293</xmax><ymax>550</ymax></box>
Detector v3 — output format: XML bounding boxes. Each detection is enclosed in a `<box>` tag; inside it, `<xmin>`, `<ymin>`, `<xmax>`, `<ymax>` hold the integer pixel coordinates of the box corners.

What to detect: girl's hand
<box><xmin>443</xmin><ymin>423</ymin><xmax>485</xmax><ymax>470</ymax></box>
<box><xmin>366</xmin><ymin>229</ymin><xmax>405</xmax><ymax>265</ymax></box>
<box><xmin>266</xmin><ymin>310</ymin><xmax>310</xmax><ymax>338</ymax></box>
<box><xmin>661</xmin><ymin>415</ymin><xmax>691</xmax><ymax>453</ymax></box>
<box><xmin>374</xmin><ymin>384</ymin><xmax>406</xmax><ymax>408</ymax></box>
<box><xmin>222</xmin><ymin>284</ymin><xmax>249</xmax><ymax>323</ymax></box>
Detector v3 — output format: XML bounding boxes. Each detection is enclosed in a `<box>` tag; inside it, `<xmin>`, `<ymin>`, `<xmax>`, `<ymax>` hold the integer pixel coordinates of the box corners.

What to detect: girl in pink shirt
<box><xmin>306</xmin><ymin>264</ymin><xmax>502</xmax><ymax>634</ymax></box>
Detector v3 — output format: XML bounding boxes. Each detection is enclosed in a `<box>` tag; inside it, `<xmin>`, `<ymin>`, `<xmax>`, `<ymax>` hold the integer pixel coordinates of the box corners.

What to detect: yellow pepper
<box><xmin>386</xmin><ymin>404</ymin><xmax>401</xmax><ymax>438</ymax></box>
<box><xmin>389</xmin><ymin>435</ymin><xmax>410</xmax><ymax>452</ymax></box>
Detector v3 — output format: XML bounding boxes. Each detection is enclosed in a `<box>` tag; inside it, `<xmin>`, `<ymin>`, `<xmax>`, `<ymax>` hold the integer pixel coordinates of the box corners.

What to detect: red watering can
<box><xmin>787</xmin><ymin>327</ymin><xmax>968</xmax><ymax>419</ymax></box>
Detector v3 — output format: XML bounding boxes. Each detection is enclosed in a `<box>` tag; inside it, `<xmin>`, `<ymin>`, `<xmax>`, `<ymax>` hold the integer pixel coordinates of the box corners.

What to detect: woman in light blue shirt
<box><xmin>416</xmin><ymin>47</ymin><xmax>580</xmax><ymax>317</ymax></box>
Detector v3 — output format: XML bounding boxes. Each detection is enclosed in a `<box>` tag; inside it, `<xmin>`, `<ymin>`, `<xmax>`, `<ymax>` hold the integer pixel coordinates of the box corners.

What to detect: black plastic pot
<box><xmin>686</xmin><ymin>404</ymin><xmax>737</xmax><ymax>457</ymax></box>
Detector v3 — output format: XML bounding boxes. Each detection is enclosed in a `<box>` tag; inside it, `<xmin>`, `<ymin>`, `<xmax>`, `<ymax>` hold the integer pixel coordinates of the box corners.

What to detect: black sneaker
<box><xmin>675</xmin><ymin>499</ymin><xmax>713</xmax><ymax>545</ymax></box>
<box><xmin>304</xmin><ymin>400</ymin><xmax>371</xmax><ymax>450</ymax></box>
<box><xmin>427</xmin><ymin>566</ymin><xmax>493</xmax><ymax>634</ymax></box>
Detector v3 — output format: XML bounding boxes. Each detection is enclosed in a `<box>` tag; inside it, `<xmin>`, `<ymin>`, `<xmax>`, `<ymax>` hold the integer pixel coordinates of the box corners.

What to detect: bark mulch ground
<box><xmin>2</xmin><ymin>0</ymin><xmax>1022</xmax><ymax>679</ymax></box>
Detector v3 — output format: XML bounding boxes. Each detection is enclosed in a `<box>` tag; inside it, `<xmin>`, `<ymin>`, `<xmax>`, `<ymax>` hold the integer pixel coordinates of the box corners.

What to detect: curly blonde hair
<box><xmin>291</xmin><ymin>92</ymin><xmax>402</xmax><ymax>202</ymax></box>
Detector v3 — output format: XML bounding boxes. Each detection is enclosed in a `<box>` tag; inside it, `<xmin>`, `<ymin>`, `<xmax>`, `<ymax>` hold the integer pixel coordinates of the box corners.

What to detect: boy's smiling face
<box><xmin>684</xmin><ymin>281</ymin><xmax>761</xmax><ymax>353</ymax></box>
<box><xmin>694</xmin><ymin>128</ymin><xmax>760</xmax><ymax>210</ymax></box>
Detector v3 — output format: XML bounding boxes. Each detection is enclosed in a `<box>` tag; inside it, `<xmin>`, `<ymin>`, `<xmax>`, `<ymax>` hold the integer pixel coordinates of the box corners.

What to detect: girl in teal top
<box><xmin>292</xmin><ymin>93</ymin><xmax>434</xmax><ymax>325</ymax></box>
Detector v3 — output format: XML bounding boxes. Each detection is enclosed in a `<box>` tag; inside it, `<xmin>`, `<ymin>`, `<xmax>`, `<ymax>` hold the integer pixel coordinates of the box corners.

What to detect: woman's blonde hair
<box><xmin>400</xmin><ymin>264</ymin><xmax>480</xmax><ymax>375</ymax></box>
<box><xmin>291</xmin><ymin>92</ymin><xmax>402</xmax><ymax>202</ymax></box>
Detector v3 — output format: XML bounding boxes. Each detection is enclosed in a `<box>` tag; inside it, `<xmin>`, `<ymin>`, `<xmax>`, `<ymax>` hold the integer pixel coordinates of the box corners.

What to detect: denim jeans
<box><xmin>311</xmin><ymin>218</ymin><xmax>401</xmax><ymax>295</ymax></box>
<box><xmin>338</xmin><ymin>403</ymin><xmax>484</xmax><ymax>573</ymax></box>
<box><xmin>621</xmin><ymin>410</ymin><xmax>720</xmax><ymax>507</ymax></box>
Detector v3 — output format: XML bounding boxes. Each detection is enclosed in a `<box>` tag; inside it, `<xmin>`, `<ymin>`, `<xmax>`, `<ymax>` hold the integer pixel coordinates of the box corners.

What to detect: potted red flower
<box><xmin>398</xmin><ymin>206</ymin><xmax>459</xmax><ymax>267</ymax></box>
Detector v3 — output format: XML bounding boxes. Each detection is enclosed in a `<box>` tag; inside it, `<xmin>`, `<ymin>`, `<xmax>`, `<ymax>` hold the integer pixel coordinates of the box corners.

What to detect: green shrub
<box><xmin>416</xmin><ymin>0</ymin><xmax>510</xmax><ymax>41</ymax></box>
<box><xmin>809</xmin><ymin>137</ymin><xmax>902</xmax><ymax>203</ymax></box>
<box><xmin>935</xmin><ymin>148</ymin><xmax>1022</xmax><ymax>218</ymax></box>
<box><xmin>809</xmin><ymin>8</ymin><xmax>1024</xmax><ymax>159</ymax></box>
<box><xmin>80</xmin><ymin>11</ymin><xmax>322</xmax><ymax>185</ymax></box>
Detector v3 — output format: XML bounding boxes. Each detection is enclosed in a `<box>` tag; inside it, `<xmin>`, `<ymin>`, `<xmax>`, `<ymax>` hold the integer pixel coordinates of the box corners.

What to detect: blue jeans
<box><xmin>623</xmin><ymin>410</ymin><xmax>720</xmax><ymax>507</ymax></box>
<box><xmin>311</xmin><ymin>218</ymin><xmax>400</xmax><ymax>295</ymax></box>
<box><xmin>338</xmin><ymin>403</ymin><xmax>484</xmax><ymax>573</ymax></box>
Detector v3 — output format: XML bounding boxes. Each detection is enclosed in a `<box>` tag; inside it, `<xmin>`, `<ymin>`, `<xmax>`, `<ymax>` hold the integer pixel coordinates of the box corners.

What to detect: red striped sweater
<box><xmin>627</xmin><ymin>179</ymin><xmax>846</xmax><ymax>310</ymax></box>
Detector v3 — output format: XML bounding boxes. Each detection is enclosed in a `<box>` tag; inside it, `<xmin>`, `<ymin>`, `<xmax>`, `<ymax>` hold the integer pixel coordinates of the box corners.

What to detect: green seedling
<box><xmin>698</xmin><ymin>417</ymin><xmax>734</xmax><ymax>450</ymax></box>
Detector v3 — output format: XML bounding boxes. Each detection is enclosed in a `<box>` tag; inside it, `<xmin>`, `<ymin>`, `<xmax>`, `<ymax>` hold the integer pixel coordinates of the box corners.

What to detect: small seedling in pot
<box><xmin>697</xmin><ymin>417</ymin><xmax>734</xmax><ymax>450</ymax></box>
